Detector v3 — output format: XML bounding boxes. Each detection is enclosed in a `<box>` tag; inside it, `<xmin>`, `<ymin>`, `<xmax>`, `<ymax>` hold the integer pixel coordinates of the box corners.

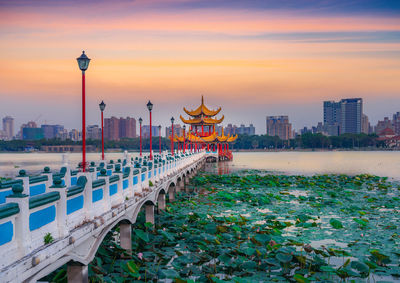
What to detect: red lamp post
<box><xmin>76</xmin><ymin>51</ymin><xmax>91</xmax><ymax>172</ymax></box>
<box><xmin>158</xmin><ymin>125</ymin><xmax>161</xmax><ymax>154</ymax></box>
<box><xmin>170</xmin><ymin>117</ymin><xmax>174</xmax><ymax>156</ymax></box>
<box><xmin>139</xmin><ymin>117</ymin><xmax>143</xmax><ymax>157</ymax></box>
<box><xmin>147</xmin><ymin>101</ymin><xmax>153</xmax><ymax>160</ymax></box>
<box><xmin>183</xmin><ymin>125</ymin><xmax>186</xmax><ymax>153</ymax></box>
<box><xmin>99</xmin><ymin>101</ymin><xmax>106</xmax><ymax>160</ymax></box>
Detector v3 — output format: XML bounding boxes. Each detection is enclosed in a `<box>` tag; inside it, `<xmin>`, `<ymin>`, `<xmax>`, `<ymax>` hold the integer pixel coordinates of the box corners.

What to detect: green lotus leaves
<box><xmin>329</xmin><ymin>218</ymin><xmax>344</xmax><ymax>229</ymax></box>
<box><xmin>45</xmin><ymin>170</ymin><xmax>400</xmax><ymax>282</ymax></box>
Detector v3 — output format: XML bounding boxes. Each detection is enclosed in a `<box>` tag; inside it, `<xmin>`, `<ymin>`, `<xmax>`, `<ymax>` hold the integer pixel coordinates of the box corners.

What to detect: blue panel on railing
<box><xmin>141</xmin><ymin>173</ymin><xmax>145</xmax><ymax>182</ymax></box>
<box><xmin>110</xmin><ymin>183</ymin><xmax>118</xmax><ymax>196</ymax></box>
<box><xmin>71</xmin><ymin>177</ymin><xmax>77</xmax><ymax>186</ymax></box>
<box><xmin>148</xmin><ymin>171</ymin><xmax>151</xmax><ymax>179</ymax></box>
<box><xmin>61</xmin><ymin>179</ymin><xmax>65</xmax><ymax>186</ymax></box>
<box><xmin>67</xmin><ymin>195</ymin><xmax>84</xmax><ymax>215</ymax></box>
<box><xmin>154</xmin><ymin>170</ymin><xmax>156</xmax><ymax>176</ymax></box>
<box><xmin>123</xmin><ymin>179</ymin><xmax>129</xmax><ymax>190</ymax></box>
<box><xmin>159</xmin><ymin>168</ymin><xmax>161</xmax><ymax>174</ymax></box>
<box><xmin>0</xmin><ymin>190</ymin><xmax>12</xmax><ymax>204</ymax></box>
<box><xmin>107</xmin><ymin>170</ymin><xmax>112</xmax><ymax>176</ymax></box>
<box><xmin>30</xmin><ymin>183</ymin><xmax>46</xmax><ymax>196</ymax></box>
<box><xmin>29</xmin><ymin>205</ymin><xmax>55</xmax><ymax>231</ymax></box>
<box><xmin>92</xmin><ymin>188</ymin><xmax>103</xmax><ymax>203</ymax></box>
<box><xmin>133</xmin><ymin>176</ymin><xmax>138</xmax><ymax>185</ymax></box>
<box><xmin>0</xmin><ymin>221</ymin><xmax>13</xmax><ymax>246</ymax></box>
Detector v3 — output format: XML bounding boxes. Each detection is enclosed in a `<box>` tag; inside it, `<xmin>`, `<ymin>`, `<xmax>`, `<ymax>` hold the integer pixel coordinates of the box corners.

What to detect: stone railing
<box><xmin>0</xmin><ymin>150</ymin><xmax>205</xmax><ymax>276</ymax></box>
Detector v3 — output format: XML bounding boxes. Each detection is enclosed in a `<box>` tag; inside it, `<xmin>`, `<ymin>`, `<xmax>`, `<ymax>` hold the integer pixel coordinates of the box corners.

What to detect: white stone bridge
<box><xmin>0</xmin><ymin>151</ymin><xmax>206</xmax><ymax>282</ymax></box>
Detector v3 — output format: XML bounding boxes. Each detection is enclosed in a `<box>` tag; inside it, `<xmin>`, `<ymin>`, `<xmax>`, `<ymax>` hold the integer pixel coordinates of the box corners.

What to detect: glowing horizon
<box><xmin>0</xmin><ymin>0</ymin><xmax>399</xmax><ymax>133</ymax></box>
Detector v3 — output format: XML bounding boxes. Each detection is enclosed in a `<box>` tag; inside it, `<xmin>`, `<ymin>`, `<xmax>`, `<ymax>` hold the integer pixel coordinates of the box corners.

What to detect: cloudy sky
<box><xmin>0</xmin><ymin>0</ymin><xmax>399</xmax><ymax>133</ymax></box>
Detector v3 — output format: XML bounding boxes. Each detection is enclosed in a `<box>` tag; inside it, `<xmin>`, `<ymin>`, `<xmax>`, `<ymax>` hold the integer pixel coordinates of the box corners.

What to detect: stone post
<box><xmin>6</xmin><ymin>184</ymin><xmax>30</xmax><ymax>256</ymax></box>
<box><xmin>49</xmin><ymin>177</ymin><xmax>68</xmax><ymax>238</ymax></box>
<box><xmin>145</xmin><ymin>203</ymin><xmax>154</xmax><ymax>224</ymax></box>
<box><xmin>67</xmin><ymin>262</ymin><xmax>88</xmax><ymax>283</ymax></box>
<box><xmin>157</xmin><ymin>192</ymin><xmax>166</xmax><ymax>211</ymax></box>
<box><xmin>168</xmin><ymin>186</ymin><xmax>175</xmax><ymax>202</ymax></box>
<box><xmin>120</xmin><ymin>221</ymin><xmax>132</xmax><ymax>257</ymax></box>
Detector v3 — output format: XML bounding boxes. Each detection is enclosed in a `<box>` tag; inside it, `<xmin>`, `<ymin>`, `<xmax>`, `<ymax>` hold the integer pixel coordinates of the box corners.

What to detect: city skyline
<box><xmin>0</xmin><ymin>0</ymin><xmax>399</xmax><ymax>134</ymax></box>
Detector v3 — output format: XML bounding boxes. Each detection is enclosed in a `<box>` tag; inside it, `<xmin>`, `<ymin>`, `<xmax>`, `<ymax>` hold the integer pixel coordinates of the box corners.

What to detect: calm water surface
<box><xmin>224</xmin><ymin>151</ymin><xmax>400</xmax><ymax>179</ymax></box>
<box><xmin>1</xmin><ymin>151</ymin><xmax>400</xmax><ymax>178</ymax></box>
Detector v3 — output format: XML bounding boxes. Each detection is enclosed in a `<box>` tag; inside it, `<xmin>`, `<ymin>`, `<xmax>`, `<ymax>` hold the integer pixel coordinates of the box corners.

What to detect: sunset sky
<box><xmin>0</xmin><ymin>0</ymin><xmax>399</xmax><ymax>133</ymax></box>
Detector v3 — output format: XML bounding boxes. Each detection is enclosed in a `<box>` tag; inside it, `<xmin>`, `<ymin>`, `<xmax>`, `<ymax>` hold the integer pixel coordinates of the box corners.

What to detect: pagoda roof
<box><xmin>180</xmin><ymin>115</ymin><xmax>224</xmax><ymax>125</ymax></box>
<box><xmin>183</xmin><ymin>96</ymin><xmax>222</xmax><ymax>117</ymax></box>
<box><xmin>171</xmin><ymin>130</ymin><xmax>237</xmax><ymax>143</ymax></box>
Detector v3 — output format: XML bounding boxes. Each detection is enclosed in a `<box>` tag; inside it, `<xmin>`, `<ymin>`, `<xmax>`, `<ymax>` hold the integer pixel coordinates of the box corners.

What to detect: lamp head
<box><xmin>146</xmin><ymin>100</ymin><xmax>153</xmax><ymax>111</ymax></box>
<box><xmin>77</xmin><ymin>50</ymin><xmax>91</xmax><ymax>71</ymax></box>
<box><xmin>99</xmin><ymin>100</ymin><xmax>106</xmax><ymax>112</ymax></box>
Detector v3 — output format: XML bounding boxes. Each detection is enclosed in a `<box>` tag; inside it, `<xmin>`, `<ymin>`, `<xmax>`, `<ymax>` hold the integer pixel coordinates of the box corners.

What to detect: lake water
<box><xmin>1</xmin><ymin>151</ymin><xmax>400</xmax><ymax>179</ymax></box>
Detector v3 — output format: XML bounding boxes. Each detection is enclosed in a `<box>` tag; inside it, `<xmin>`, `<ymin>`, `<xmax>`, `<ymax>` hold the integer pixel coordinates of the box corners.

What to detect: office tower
<box><xmin>41</xmin><ymin>125</ymin><xmax>64</xmax><ymax>139</ymax></box>
<box><xmin>340</xmin><ymin>98</ymin><xmax>362</xmax><ymax>134</ymax></box>
<box><xmin>165</xmin><ymin>124</ymin><xmax>182</xmax><ymax>138</ymax></box>
<box><xmin>266</xmin><ymin>116</ymin><xmax>292</xmax><ymax>140</ymax></box>
<box><xmin>104</xmin><ymin>116</ymin><xmax>120</xmax><ymax>140</ymax></box>
<box><xmin>2</xmin><ymin>116</ymin><xmax>14</xmax><ymax>140</ymax></box>
<box><xmin>236</xmin><ymin>124</ymin><xmax>256</xmax><ymax>135</ymax></box>
<box><xmin>361</xmin><ymin>114</ymin><xmax>370</xmax><ymax>134</ymax></box>
<box><xmin>323</xmin><ymin>101</ymin><xmax>341</xmax><ymax>136</ymax></box>
<box><xmin>87</xmin><ymin>125</ymin><xmax>101</xmax><ymax>140</ymax></box>
<box><xmin>119</xmin><ymin>117</ymin><xmax>136</xmax><ymax>138</ymax></box>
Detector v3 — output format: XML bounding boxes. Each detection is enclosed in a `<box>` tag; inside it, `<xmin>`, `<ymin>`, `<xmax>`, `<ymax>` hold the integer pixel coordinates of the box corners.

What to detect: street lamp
<box><xmin>147</xmin><ymin>101</ymin><xmax>153</xmax><ymax>160</ymax></box>
<box><xmin>158</xmin><ymin>125</ymin><xmax>162</xmax><ymax>154</ymax></box>
<box><xmin>77</xmin><ymin>50</ymin><xmax>91</xmax><ymax>172</ymax></box>
<box><xmin>170</xmin><ymin>117</ymin><xmax>175</xmax><ymax>156</ymax></box>
<box><xmin>139</xmin><ymin>117</ymin><xmax>143</xmax><ymax>157</ymax></box>
<box><xmin>183</xmin><ymin>125</ymin><xmax>186</xmax><ymax>153</ymax></box>
<box><xmin>99</xmin><ymin>100</ymin><xmax>106</xmax><ymax>160</ymax></box>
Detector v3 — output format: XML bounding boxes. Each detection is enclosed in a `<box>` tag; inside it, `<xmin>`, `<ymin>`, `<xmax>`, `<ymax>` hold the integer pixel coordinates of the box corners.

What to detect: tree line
<box><xmin>0</xmin><ymin>133</ymin><xmax>386</xmax><ymax>152</ymax></box>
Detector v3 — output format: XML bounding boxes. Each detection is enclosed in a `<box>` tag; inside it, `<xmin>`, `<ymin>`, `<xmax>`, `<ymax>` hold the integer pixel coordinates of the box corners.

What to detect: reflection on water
<box><xmin>1</xmin><ymin>151</ymin><xmax>400</xmax><ymax>178</ymax></box>
<box><xmin>208</xmin><ymin>151</ymin><xmax>400</xmax><ymax>179</ymax></box>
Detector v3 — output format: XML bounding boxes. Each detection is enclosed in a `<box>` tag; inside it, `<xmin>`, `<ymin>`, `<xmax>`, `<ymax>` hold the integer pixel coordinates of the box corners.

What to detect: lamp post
<box><xmin>99</xmin><ymin>101</ymin><xmax>106</xmax><ymax>160</ymax></box>
<box><xmin>147</xmin><ymin>101</ymin><xmax>153</xmax><ymax>160</ymax></box>
<box><xmin>158</xmin><ymin>125</ymin><xmax>162</xmax><ymax>154</ymax></box>
<box><xmin>170</xmin><ymin>117</ymin><xmax>174</xmax><ymax>156</ymax></box>
<box><xmin>76</xmin><ymin>51</ymin><xmax>91</xmax><ymax>172</ymax></box>
<box><xmin>139</xmin><ymin>117</ymin><xmax>143</xmax><ymax>157</ymax></box>
<box><xmin>183</xmin><ymin>125</ymin><xmax>186</xmax><ymax>153</ymax></box>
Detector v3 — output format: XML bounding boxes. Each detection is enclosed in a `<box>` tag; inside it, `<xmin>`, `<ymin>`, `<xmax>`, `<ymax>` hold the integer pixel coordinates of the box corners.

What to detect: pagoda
<box><xmin>173</xmin><ymin>96</ymin><xmax>237</xmax><ymax>161</ymax></box>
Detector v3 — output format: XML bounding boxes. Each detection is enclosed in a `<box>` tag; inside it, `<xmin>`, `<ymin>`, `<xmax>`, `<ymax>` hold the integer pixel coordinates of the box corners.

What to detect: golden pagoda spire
<box><xmin>183</xmin><ymin>96</ymin><xmax>222</xmax><ymax>117</ymax></box>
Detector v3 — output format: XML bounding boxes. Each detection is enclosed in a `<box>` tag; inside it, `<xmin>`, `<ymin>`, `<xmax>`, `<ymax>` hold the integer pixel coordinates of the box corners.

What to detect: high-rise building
<box><xmin>142</xmin><ymin>125</ymin><xmax>160</xmax><ymax>139</ymax></box>
<box><xmin>41</xmin><ymin>124</ymin><xmax>64</xmax><ymax>139</ymax></box>
<box><xmin>323</xmin><ymin>101</ymin><xmax>341</xmax><ymax>136</ymax></box>
<box><xmin>375</xmin><ymin>117</ymin><xmax>393</xmax><ymax>135</ymax></box>
<box><xmin>266</xmin><ymin>116</ymin><xmax>292</xmax><ymax>140</ymax></box>
<box><xmin>340</xmin><ymin>98</ymin><xmax>362</xmax><ymax>134</ymax></box>
<box><xmin>104</xmin><ymin>116</ymin><xmax>120</xmax><ymax>140</ymax></box>
<box><xmin>22</xmin><ymin>128</ymin><xmax>44</xmax><ymax>140</ymax></box>
<box><xmin>392</xmin><ymin>112</ymin><xmax>400</xmax><ymax>135</ymax></box>
<box><xmin>224</xmin><ymin>124</ymin><xmax>237</xmax><ymax>135</ymax></box>
<box><xmin>119</xmin><ymin>117</ymin><xmax>136</xmax><ymax>139</ymax></box>
<box><xmin>87</xmin><ymin>125</ymin><xmax>101</xmax><ymax>140</ymax></box>
<box><xmin>165</xmin><ymin>124</ymin><xmax>182</xmax><ymax>138</ymax></box>
<box><xmin>104</xmin><ymin>117</ymin><xmax>136</xmax><ymax>140</ymax></box>
<box><xmin>2</xmin><ymin>116</ymin><xmax>14</xmax><ymax>140</ymax></box>
<box><xmin>361</xmin><ymin>114</ymin><xmax>370</xmax><ymax>134</ymax></box>
<box><xmin>69</xmin><ymin>129</ymin><xmax>80</xmax><ymax>141</ymax></box>
<box><xmin>236</xmin><ymin>124</ymin><xmax>256</xmax><ymax>135</ymax></box>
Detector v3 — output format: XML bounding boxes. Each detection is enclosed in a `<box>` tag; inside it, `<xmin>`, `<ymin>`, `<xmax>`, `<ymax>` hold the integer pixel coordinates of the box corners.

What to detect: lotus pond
<box><xmin>48</xmin><ymin>171</ymin><xmax>400</xmax><ymax>282</ymax></box>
